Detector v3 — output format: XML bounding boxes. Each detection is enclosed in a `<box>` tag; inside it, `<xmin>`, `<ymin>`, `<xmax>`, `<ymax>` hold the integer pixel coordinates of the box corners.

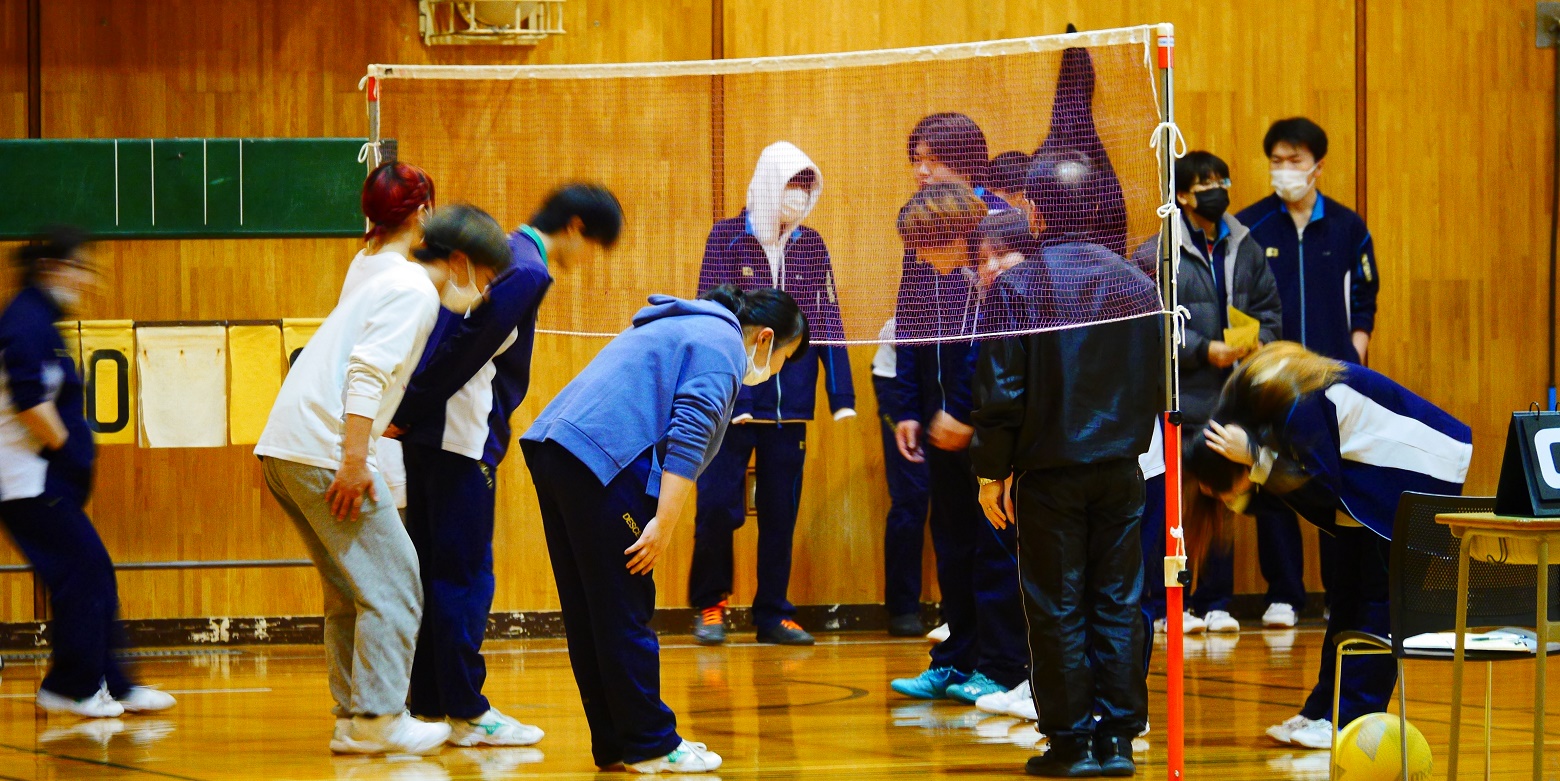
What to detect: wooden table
<box><xmin>1436</xmin><ymin>512</ymin><xmax>1560</xmax><ymax>781</ymax></box>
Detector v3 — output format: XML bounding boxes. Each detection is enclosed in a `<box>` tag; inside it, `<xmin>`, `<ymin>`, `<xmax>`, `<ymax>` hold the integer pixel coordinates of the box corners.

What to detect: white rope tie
<box><xmin>1171</xmin><ymin>304</ymin><xmax>1191</xmax><ymax>348</ymax></box>
<box><xmin>357</xmin><ymin>141</ymin><xmax>382</xmax><ymax>167</ymax></box>
<box><xmin>1149</xmin><ymin>121</ymin><xmax>1187</xmax><ymax>161</ymax></box>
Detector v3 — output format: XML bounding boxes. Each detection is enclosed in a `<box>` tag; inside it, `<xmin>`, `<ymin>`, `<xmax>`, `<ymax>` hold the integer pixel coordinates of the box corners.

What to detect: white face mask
<box><xmin>742</xmin><ymin>337</ymin><xmax>776</xmax><ymax>386</ymax></box>
<box><xmin>439</xmin><ymin>258</ymin><xmax>483</xmax><ymax>316</ymax></box>
<box><xmin>1270</xmin><ymin>167</ymin><xmax>1315</xmax><ymax>203</ymax></box>
<box><xmin>777</xmin><ymin>187</ymin><xmax>809</xmax><ymax>225</ymax></box>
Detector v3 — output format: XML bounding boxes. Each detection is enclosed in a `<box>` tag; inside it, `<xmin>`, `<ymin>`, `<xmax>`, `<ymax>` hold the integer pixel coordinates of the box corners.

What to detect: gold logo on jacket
<box><xmin>623</xmin><ymin>513</ymin><xmax>641</xmax><ymax>537</ymax></box>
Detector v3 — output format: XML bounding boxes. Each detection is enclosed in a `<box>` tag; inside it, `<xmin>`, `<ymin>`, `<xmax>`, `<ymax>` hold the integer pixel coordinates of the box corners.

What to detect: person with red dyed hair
<box><xmin>256</xmin><ymin>164</ymin><xmax>513</xmax><ymax>756</ymax></box>
<box><xmin>338</xmin><ymin>162</ymin><xmax>438</xmax><ymax>518</ymax></box>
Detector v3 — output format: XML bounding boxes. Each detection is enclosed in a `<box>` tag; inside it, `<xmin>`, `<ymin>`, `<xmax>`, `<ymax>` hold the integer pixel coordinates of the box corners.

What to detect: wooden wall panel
<box><xmin>1365</xmin><ymin>2</ymin><xmax>1554</xmax><ymax>499</ymax></box>
<box><xmin>0</xmin><ymin>0</ymin><xmax>712</xmax><ymax>623</ymax></box>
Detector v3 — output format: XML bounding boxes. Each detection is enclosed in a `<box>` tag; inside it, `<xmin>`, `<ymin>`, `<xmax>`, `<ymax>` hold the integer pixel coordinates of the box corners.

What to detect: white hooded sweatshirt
<box><xmin>745</xmin><ymin>141</ymin><xmax>823</xmax><ymax>290</ymax></box>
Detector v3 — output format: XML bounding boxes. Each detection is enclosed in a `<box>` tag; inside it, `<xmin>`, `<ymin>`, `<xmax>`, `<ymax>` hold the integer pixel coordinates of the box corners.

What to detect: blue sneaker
<box><xmin>945</xmin><ymin>672</ymin><xmax>1005</xmax><ymax>704</ymax></box>
<box><xmin>890</xmin><ymin>667</ymin><xmax>970</xmax><ymax>699</ymax></box>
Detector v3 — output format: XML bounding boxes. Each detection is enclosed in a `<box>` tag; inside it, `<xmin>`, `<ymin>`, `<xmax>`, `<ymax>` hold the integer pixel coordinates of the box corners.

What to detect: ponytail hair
<box><xmin>362</xmin><ymin>162</ymin><xmax>435</xmax><ymax>242</ymax></box>
<box><xmin>700</xmin><ymin>284</ymin><xmax>810</xmax><ymax>354</ymax></box>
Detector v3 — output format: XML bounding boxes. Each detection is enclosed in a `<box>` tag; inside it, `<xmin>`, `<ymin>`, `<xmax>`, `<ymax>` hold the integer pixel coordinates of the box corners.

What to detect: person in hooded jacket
<box><xmin>521</xmin><ymin>285</ymin><xmax>808</xmax><ymax>774</ymax></box>
<box><xmin>689</xmin><ymin>142</ymin><xmax>855</xmax><ymax>646</ymax></box>
<box><xmin>1131</xmin><ymin>151</ymin><xmax>1283</xmax><ymax>635</ymax></box>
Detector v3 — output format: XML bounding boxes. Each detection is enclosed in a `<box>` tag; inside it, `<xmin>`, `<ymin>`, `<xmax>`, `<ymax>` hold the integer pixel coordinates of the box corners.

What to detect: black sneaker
<box><xmin>756</xmin><ymin>619</ymin><xmax>815</xmax><ymax>645</ymax></box>
<box><xmin>1026</xmin><ymin>736</ymin><xmax>1102</xmax><ymax>777</ymax></box>
<box><xmin>1094</xmin><ymin>735</ymin><xmax>1136</xmax><ymax>777</ymax></box>
<box><xmin>692</xmin><ymin>602</ymin><xmax>727</xmax><ymax>646</ymax></box>
<box><xmin>888</xmin><ymin>613</ymin><xmax>926</xmax><ymax>637</ymax></box>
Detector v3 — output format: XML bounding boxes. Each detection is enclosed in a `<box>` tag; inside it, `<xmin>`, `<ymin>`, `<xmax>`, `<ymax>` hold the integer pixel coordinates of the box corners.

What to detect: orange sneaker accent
<box><xmin>699</xmin><ymin>601</ymin><xmax>727</xmax><ymax>626</ymax></box>
<box><xmin>778</xmin><ymin>619</ymin><xmax>805</xmax><ymax>631</ymax></box>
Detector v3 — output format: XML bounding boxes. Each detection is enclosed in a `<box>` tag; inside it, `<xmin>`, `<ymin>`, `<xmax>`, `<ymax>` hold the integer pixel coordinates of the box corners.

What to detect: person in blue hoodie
<box><xmin>387</xmin><ymin>186</ymin><xmax>622</xmax><ymax>748</ymax></box>
<box><xmin>1188</xmin><ymin>342</ymin><xmax>1471</xmax><ymax>752</ymax></box>
<box><xmin>689</xmin><ymin>142</ymin><xmax>854</xmax><ymax>647</ymax></box>
<box><xmin>886</xmin><ymin>182</ymin><xmax>1028</xmax><ymax>706</ymax></box>
<box><xmin>520</xmin><ymin>285</ymin><xmax>808</xmax><ymax>775</ymax></box>
<box><xmin>1236</xmin><ymin>117</ymin><xmax>1381</xmax><ymax>629</ymax></box>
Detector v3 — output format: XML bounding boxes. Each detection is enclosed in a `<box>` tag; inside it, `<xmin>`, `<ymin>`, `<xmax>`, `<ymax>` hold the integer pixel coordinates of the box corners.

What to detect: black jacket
<box><xmin>1130</xmin><ymin>212</ymin><xmax>1282</xmax><ymax>426</ymax></box>
<box><xmin>971</xmin><ymin>242</ymin><xmax>1162</xmax><ymax>478</ymax></box>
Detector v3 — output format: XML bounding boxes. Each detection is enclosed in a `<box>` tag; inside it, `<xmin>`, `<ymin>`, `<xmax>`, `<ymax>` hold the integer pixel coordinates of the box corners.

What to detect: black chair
<box><xmin>1330</xmin><ymin>492</ymin><xmax>1560</xmax><ymax>781</ymax></box>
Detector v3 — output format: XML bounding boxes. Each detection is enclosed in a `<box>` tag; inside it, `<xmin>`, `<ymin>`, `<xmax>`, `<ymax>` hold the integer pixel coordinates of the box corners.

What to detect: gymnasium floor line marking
<box><xmin>480</xmin><ymin>637</ymin><xmax>930</xmax><ymax>656</ymax></box>
<box><xmin>0</xmin><ymin>687</ymin><xmax>271</xmax><ymax>700</ymax></box>
<box><xmin>0</xmin><ymin>741</ymin><xmax>208</xmax><ymax>781</ymax></box>
<box><xmin>684</xmin><ymin>679</ymin><xmax>869</xmax><ymax>715</ymax></box>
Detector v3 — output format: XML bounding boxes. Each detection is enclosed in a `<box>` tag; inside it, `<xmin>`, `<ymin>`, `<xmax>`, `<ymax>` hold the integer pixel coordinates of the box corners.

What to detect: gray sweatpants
<box><xmin>262</xmin><ymin>457</ymin><xmax>423</xmax><ymax>717</ymax></box>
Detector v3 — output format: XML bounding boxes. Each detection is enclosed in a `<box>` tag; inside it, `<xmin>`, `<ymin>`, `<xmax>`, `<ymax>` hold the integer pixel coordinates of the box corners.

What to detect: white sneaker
<box><xmin>627</xmin><ymin>740</ymin><xmax>722</xmax><ymax>773</ymax></box>
<box><xmin>333</xmin><ymin>712</ymin><xmax>451</xmax><ymax>756</ymax></box>
<box><xmin>37</xmin><ymin>686</ymin><xmax>125</xmax><ymax>718</ymax></box>
<box><xmin>334</xmin><ymin>717</ymin><xmax>352</xmax><ymax>743</ymax></box>
<box><xmin>1005</xmin><ymin>695</ymin><xmax>1037</xmax><ymax>721</ymax></box>
<box><xmin>1182</xmin><ymin>611</ymin><xmax>1207</xmax><ymax>634</ymax></box>
<box><xmin>975</xmin><ymin>680</ymin><xmax>1030</xmax><ymax>716</ymax></box>
<box><xmin>1203</xmin><ymin>610</ymin><xmax>1240</xmax><ymax>633</ymax></box>
<box><xmin>447</xmin><ymin>708</ymin><xmax>544</xmax><ymax>747</ymax></box>
<box><xmin>926</xmin><ymin>623</ymin><xmax>950</xmax><ymax>643</ymax></box>
<box><xmin>1267</xmin><ymin>714</ymin><xmax>1323</xmax><ymax>745</ymax></box>
<box><xmin>116</xmin><ymin>686</ymin><xmax>176</xmax><ymax>713</ymax></box>
<box><xmin>1263</xmin><ymin>603</ymin><xmax>1298</xmax><ymax>628</ymax></box>
<box><xmin>1290</xmin><ymin>718</ymin><xmax>1334</xmax><ymax>750</ymax></box>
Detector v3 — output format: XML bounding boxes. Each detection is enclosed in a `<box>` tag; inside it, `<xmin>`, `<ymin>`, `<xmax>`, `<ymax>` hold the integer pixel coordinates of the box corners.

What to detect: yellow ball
<box><xmin>1333</xmin><ymin>713</ymin><xmax>1434</xmax><ymax>781</ymax></box>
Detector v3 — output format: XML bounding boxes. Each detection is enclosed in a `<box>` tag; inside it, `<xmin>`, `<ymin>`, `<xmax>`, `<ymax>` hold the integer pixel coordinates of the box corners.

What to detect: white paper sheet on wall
<box><xmin>137</xmin><ymin>325</ymin><xmax>229</xmax><ymax>448</ymax></box>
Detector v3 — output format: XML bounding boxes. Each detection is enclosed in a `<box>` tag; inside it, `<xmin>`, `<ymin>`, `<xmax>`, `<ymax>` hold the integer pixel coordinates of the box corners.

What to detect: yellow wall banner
<box><xmin>56</xmin><ymin>321</ymin><xmax>81</xmax><ymax>374</ymax></box>
<box><xmin>281</xmin><ymin>318</ymin><xmax>324</xmax><ymax>371</ymax></box>
<box><xmin>77</xmin><ymin>320</ymin><xmax>136</xmax><ymax>445</ymax></box>
<box><xmin>228</xmin><ymin>325</ymin><xmax>283</xmax><ymax>445</ymax></box>
<box><xmin>136</xmin><ymin>325</ymin><xmax>228</xmax><ymax>448</ymax></box>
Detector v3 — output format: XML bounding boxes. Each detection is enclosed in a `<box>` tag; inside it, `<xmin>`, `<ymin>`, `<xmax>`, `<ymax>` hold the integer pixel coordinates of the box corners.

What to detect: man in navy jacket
<box><xmin>1236</xmin><ymin>117</ymin><xmax>1379</xmax><ymax>629</ymax></box>
<box><xmin>689</xmin><ymin>142</ymin><xmax>855</xmax><ymax>646</ymax></box>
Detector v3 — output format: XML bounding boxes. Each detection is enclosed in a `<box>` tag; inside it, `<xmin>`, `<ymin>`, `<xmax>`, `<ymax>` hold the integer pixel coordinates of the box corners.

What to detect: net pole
<box><xmin>364</xmin><ymin>72</ymin><xmax>382</xmax><ymax>169</ymax></box>
<box><xmin>1154</xmin><ymin>23</ymin><xmax>1186</xmax><ymax>781</ymax></box>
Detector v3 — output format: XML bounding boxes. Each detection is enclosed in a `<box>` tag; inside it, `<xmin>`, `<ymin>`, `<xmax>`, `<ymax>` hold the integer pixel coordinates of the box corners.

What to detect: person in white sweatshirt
<box><xmin>255</xmin><ymin>182</ymin><xmax>512</xmax><ymax>756</ymax></box>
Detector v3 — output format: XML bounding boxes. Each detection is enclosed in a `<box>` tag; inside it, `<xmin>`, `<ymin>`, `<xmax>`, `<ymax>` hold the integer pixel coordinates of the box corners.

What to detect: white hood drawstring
<box><xmin>745</xmin><ymin>141</ymin><xmax>822</xmax><ymax>290</ymax></box>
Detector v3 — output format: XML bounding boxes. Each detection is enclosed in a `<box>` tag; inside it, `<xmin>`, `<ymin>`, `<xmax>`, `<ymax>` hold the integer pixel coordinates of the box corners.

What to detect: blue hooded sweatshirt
<box><xmin>521</xmin><ymin>295</ymin><xmax>748</xmax><ymax>496</ymax></box>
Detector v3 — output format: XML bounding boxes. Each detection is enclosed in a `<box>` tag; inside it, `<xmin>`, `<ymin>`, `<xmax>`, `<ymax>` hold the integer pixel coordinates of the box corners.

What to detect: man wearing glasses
<box><xmin>1133</xmin><ymin>150</ymin><xmax>1283</xmax><ymax>635</ymax></box>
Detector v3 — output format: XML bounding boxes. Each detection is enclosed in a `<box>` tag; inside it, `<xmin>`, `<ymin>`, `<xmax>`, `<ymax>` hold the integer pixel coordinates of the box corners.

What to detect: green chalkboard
<box><xmin>0</xmin><ymin>138</ymin><xmax>377</xmax><ymax>239</ymax></box>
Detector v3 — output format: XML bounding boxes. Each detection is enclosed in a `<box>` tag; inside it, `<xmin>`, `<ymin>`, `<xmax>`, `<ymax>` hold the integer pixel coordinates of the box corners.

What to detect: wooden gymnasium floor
<box><xmin>0</xmin><ymin>627</ymin><xmax>1554</xmax><ymax>780</ymax></box>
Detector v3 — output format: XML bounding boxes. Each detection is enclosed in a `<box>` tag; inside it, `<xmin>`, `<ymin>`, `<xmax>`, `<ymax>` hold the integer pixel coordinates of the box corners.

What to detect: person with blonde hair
<box><xmin>885</xmin><ymin>182</ymin><xmax>1027</xmax><ymax>705</ymax></box>
<box><xmin>1189</xmin><ymin>341</ymin><xmax>1472</xmax><ymax>752</ymax></box>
